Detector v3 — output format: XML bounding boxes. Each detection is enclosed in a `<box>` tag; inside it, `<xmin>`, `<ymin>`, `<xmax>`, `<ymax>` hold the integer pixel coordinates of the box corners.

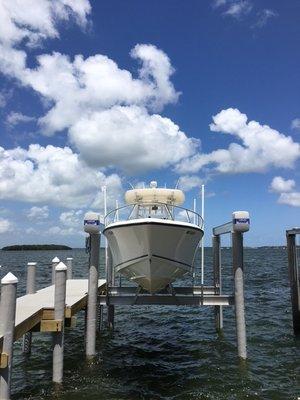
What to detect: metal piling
<box><xmin>52</xmin><ymin>262</ymin><xmax>67</xmax><ymax>384</ymax></box>
<box><xmin>0</xmin><ymin>273</ymin><xmax>18</xmax><ymax>400</ymax></box>
<box><xmin>286</xmin><ymin>230</ymin><xmax>300</xmax><ymax>335</ymax></box>
<box><xmin>212</xmin><ymin>235</ymin><xmax>223</xmax><ymax>331</ymax></box>
<box><xmin>22</xmin><ymin>262</ymin><xmax>37</xmax><ymax>354</ymax></box>
<box><xmin>85</xmin><ymin>233</ymin><xmax>100</xmax><ymax>358</ymax></box>
<box><xmin>232</xmin><ymin>231</ymin><xmax>247</xmax><ymax>360</ymax></box>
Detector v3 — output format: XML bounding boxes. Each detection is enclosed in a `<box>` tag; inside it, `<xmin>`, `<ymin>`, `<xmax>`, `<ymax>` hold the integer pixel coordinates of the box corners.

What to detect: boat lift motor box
<box><xmin>232</xmin><ymin>211</ymin><xmax>250</xmax><ymax>232</ymax></box>
<box><xmin>84</xmin><ymin>212</ymin><xmax>101</xmax><ymax>234</ymax></box>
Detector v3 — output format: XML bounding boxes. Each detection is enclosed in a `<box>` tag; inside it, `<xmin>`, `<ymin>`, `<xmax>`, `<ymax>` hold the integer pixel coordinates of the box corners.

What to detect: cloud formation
<box><xmin>178</xmin><ymin>175</ymin><xmax>204</xmax><ymax>191</ymax></box>
<box><xmin>291</xmin><ymin>118</ymin><xmax>300</xmax><ymax>130</ymax></box>
<box><xmin>177</xmin><ymin>108</ymin><xmax>300</xmax><ymax>174</ymax></box>
<box><xmin>0</xmin><ymin>217</ymin><xmax>12</xmax><ymax>234</ymax></box>
<box><xmin>0</xmin><ymin>144</ymin><xmax>122</xmax><ymax>209</ymax></box>
<box><xmin>0</xmin><ymin>36</ymin><xmax>195</xmax><ymax>172</ymax></box>
<box><xmin>270</xmin><ymin>176</ymin><xmax>295</xmax><ymax>193</ymax></box>
<box><xmin>27</xmin><ymin>205</ymin><xmax>49</xmax><ymax>220</ymax></box>
<box><xmin>270</xmin><ymin>176</ymin><xmax>300</xmax><ymax>207</ymax></box>
<box><xmin>0</xmin><ymin>0</ymin><xmax>91</xmax><ymax>47</ymax></box>
<box><xmin>213</xmin><ymin>0</ymin><xmax>277</xmax><ymax>27</ymax></box>
<box><xmin>6</xmin><ymin>111</ymin><xmax>35</xmax><ymax>127</ymax></box>
<box><xmin>278</xmin><ymin>192</ymin><xmax>300</xmax><ymax>207</ymax></box>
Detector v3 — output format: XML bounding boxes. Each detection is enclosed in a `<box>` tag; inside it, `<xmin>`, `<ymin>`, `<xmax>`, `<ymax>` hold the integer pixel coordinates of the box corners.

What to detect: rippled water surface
<box><xmin>0</xmin><ymin>248</ymin><xmax>299</xmax><ymax>399</ymax></box>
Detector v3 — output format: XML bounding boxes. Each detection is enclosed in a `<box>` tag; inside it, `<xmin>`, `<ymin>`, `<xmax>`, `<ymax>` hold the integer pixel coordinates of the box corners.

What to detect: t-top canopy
<box><xmin>125</xmin><ymin>187</ymin><xmax>185</xmax><ymax>206</ymax></box>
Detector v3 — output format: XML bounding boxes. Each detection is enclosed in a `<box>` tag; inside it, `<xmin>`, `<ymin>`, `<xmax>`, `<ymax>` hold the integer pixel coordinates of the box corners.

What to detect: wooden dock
<box><xmin>0</xmin><ymin>278</ymin><xmax>106</xmax><ymax>349</ymax></box>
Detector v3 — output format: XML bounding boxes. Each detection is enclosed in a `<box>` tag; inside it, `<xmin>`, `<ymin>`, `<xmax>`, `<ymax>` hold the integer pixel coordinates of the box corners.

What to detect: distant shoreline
<box><xmin>2</xmin><ymin>244</ymin><xmax>72</xmax><ymax>251</ymax></box>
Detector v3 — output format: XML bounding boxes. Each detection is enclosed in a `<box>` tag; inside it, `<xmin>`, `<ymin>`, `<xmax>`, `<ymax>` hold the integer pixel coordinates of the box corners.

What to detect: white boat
<box><xmin>103</xmin><ymin>181</ymin><xmax>204</xmax><ymax>293</ymax></box>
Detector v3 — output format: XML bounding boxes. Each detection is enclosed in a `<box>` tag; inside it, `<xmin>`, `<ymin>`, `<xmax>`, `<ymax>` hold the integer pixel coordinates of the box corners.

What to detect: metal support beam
<box><xmin>286</xmin><ymin>232</ymin><xmax>300</xmax><ymax>335</ymax></box>
<box><xmin>232</xmin><ymin>232</ymin><xmax>247</xmax><ymax>360</ymax></box>
<box><xmin>213</xmin><ymin>222</ymin><xmax>232</xmax><ymax>236</ymax></box>
<box><xmin>99</xmin><ymin>294</ymin><xmax>234</xmax><ymax>306</ymax></box>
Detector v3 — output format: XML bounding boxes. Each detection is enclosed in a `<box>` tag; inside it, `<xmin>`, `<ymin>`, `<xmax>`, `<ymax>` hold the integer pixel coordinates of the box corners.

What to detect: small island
<box><xmin>2</xmin><ymin>244</ymin><xmax>72</xmax><ymax>251</ymax></box>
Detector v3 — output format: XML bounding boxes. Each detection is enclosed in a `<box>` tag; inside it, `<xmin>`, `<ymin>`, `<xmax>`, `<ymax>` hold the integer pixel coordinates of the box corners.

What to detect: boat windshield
<box><xmin>105</xmin><ymin>202</ymin><xmax>203</xmax><ymax>228</ymax></box>
<box><xmin>129</xmin><ymin>203</ymin><xmax>173</xmax><ymax>220</ymax></box>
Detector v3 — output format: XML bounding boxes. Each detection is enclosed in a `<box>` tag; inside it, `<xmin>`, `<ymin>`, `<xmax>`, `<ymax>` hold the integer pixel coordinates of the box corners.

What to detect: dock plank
<box><xmin>0</xmin><ymin>279</ymin><xmax>106</xmax><ymax>347</ymax></box>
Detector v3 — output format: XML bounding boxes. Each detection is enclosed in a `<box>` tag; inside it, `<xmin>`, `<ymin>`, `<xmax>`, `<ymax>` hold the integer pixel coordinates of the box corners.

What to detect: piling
<box><xmin>212</xmin><ymin>235</ymin><xmax>223</xmax><ymax>331</ymax></box>
<box><xmin>52</xmin><ymin>262</ymin><xmax>67</xmax><ymax>384</ymax></box>
<box><xmin>85</xmin><ymin>233</ymin><xmax>100</xmax><ymax>358</ymax></box>
<box><xmin>286</xmin><ymin>231</ymin><xmax>300</xmax><ymax>335</ymax></box>
<box><xmin>22</xmin><ymin>262</ymin><xmax>37</xmax><ymax>354</ymax></box>
<box><xmin>51</xmin><ymin>257</ymin><xmax>60</xmax><ymax>285</ymax></box>
<box><xmin>232</xmin><ymin>231</ymin><xmax>247</xmax><ymax>360</ymax></box>
<box><xmin>66</xmin><ymin>258</ymin><xmax>73</xmax><ymax>280</ymax></box>
<box><xmin>0</xmin><ymin>273</ymin><xmax>18</xmax><ymax>400</ymax></box>
<box><xmin>107</xmin><ymin>247</ymin><xmax>115</xmax><ymax>330</ymax></box>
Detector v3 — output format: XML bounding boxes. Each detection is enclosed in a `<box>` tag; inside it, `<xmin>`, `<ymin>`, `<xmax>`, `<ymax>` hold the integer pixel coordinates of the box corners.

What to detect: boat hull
<box><xmin>103</xmin><ymin>219</ymin><xmax>203</xmax><ymax>293</ymax></box>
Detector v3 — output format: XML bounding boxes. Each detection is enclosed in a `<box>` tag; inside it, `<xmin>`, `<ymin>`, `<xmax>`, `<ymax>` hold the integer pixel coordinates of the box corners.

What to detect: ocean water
<box><xmin>0</xmin><ymin>248</ymin><xmax>299</xmax><ymax>400</ymax></box>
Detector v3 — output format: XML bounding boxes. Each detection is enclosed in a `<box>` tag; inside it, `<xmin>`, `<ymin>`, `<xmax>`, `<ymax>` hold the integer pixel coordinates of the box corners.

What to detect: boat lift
<box><xmin>84</xmin><ymin>208</ymin><xmax>250</xmax><ymax>360</ymax></box>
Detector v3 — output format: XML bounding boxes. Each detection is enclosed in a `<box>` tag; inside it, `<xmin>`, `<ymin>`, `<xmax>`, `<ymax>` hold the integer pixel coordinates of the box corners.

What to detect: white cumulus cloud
<box><xmin>60</xmin><ymin>209</ymin><xmax>83</xmax><ymax>227</ymax></box>
<box><xmin>270</xmin><ymin>176</ymin><xmax>295</xmax><ymax>193</ymax></box>
<box><xmin>0</xmin><ymin>217</ymin><xmax>12</xmax><ymax>233</ymax></box>
<box><xmin>178</xmin><ymin>175</ymin><xmax>203</xmax><ymax>191</ymax></box>
<box><xmin>27</xmin><ymin>205</ymin><xmax>49</xmax><ymax>220</ymax></box>
<box><xmin>0</xmin><ymin>144</ymin><xmax>122</xmax><ymax>209</ymax></box>
<box><xmin>0</xmin><ymin>0</ymin><xmax>91</xmax><ymax>47</ymax></box>
<box><xmin>0</xmin><ymin>41</ymin><xmax>195</xmax><ymax>172</ymax></box>
<box><xmin>177</xmin><ymin>108</ymin><xmax>300</xmax><ymax>174</ymax></box>
<box><xmin>278</xmin><ymin>192</ymin><xmax>300</xmax><ymax>207</ymax></box>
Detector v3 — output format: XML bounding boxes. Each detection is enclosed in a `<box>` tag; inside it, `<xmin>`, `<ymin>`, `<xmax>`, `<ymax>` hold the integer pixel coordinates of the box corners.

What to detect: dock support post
<box><xmin>86</xmin><ymin>233</ymin><xmax>100</xmax><ymax>358</ymax></box>
<box><xmin>51</xmin><ymin>257</ymin><xmax>60</xmax><ymax>285</ymax></box>
<box><xmin>66</xmin><ymin>258</ymin><xmax>73</xmax><ymax>280</ymax></box>
<box><xmin>22</xmin><ymin>262</ymin><xmax>37</xmax><ymax>354</ymax></box>
<box><xmin>213</xmin><ymin>235</ymin><xmax>223</xmax><ymax>331</ymax></box>
<box><xmin>106</xmin><ymin>247</ymin><xmax>115</xmax><ymax>330</ymax></box>
<box><xmin>0</xmin><ymin>273</ymin><xmax>18</xmax><ymax>400</ymax></box>
<box><xmin>232</xmin><ymin>232</ymin><xmax>247</xmax><ymax>360</ymax></box>
<box><xmin>52</xmin><ymin>262</ymin><xmax>67</xmax><ymax>384</ymax></box>
<box><xmin>286</xmin><ymin>232</ymin><xmax>300</xmax><ymax>335</ymax></box>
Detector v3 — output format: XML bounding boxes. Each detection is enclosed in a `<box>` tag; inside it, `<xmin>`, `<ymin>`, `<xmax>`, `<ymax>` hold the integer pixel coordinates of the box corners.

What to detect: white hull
<box><xmin>103</xmin><ymin>218</ymin><xmax>203</xmax><ymax>293</ymax></box>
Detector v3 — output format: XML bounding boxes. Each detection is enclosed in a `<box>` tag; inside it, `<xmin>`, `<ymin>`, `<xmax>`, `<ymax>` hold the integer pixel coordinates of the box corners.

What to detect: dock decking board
<box><xmin>0</xmin><ymin>279</ymin><xmax>106</xmax><ymax>349</ymax></box>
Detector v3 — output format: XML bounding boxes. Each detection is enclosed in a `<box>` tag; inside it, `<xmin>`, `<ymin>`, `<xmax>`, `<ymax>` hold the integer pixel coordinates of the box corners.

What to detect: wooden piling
<box><xmin>232</xmin><ymin>232</ymin><xmax>247</xmax><ymax>360</ymax></box>
<box><xmin>0</xmin><ymin>273</ymin><xmax>18</xmax><ymax>400</ymax></box>
<box><xmin>85</xmin><ymin>233</ymin><xmax>100</xmax><ymax>358</ymax></box>
<box><xmin>22</xmin><ymin>262</ymin><xmax>37</xmax><ymax>354</ymax></box>
<box><xmin>286</xmin><ymin>232</ymin><xmax>300</xmax><ymax>335</ymax></box>
<box><xmin>52</xmin><ymin>262</ymin><xmax>67</xmax><ymax>384</ymax></box>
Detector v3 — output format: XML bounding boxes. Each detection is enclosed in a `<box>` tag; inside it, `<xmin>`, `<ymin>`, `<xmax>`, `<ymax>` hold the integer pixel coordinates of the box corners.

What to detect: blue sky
<box><xmin>0</xmin><ymin>0</ymin><xmax>299</xmax><ymax>247</ymax></box>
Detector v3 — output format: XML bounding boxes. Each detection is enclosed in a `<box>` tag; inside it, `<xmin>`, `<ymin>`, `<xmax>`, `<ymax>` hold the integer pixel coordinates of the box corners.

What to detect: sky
<box><xmin>0</xmin><ymin>0</ymin><xmax>299</xmax><ymax>247</ymax></box>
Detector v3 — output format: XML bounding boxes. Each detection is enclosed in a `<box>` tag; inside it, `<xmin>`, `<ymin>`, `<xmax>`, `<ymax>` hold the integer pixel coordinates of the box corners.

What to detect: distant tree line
<box><xmin>2</xmin><ymin>244</ymin><xmax>72</xmax><ymax>251</ymax></box>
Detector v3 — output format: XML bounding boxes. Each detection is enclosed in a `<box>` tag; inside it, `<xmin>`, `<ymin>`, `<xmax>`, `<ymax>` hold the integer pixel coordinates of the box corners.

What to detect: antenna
<box><xmin>102</xmin><ymin>185</ymin><xmax>108</xmax><ymax>267</ymax></box>
<box><xmin>127</xmin><ymin>182</ymin><xmax>134</xmax><ymax>189</ymax></box>
<box><xmin>175</xmin><ymin>178</ymin><xmax>180</xmax><ymax>189</ymax></box>
<box><xmin>201</xmin><ymin>184</ymin><xmax>205</xmax><ymax>285</ymax></box>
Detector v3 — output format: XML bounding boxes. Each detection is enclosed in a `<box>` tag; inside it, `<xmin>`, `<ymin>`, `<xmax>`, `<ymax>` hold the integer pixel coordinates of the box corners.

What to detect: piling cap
<box><xmin>27</xmin><ymin>262</ymin><xmax>37</xmax><ymax>266</ymax></box>
<box><xmin>66</xmin><ymin>257</ymin><xmax>73</xmax><ymax>260</ymax></box>
<box><xmin>52</xmin><ymin>256</ymin><xmax>60</xmax><ymax>263</ymax></box>
<box><xmin>1</xmin><ymin>272</ymin><xmax>18</xmax><ymax>285</ymax></box>
<box><xmin>55</xmin><ymin>261</ymin><xmax>67</xmax><ymax>271</ymax></box>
